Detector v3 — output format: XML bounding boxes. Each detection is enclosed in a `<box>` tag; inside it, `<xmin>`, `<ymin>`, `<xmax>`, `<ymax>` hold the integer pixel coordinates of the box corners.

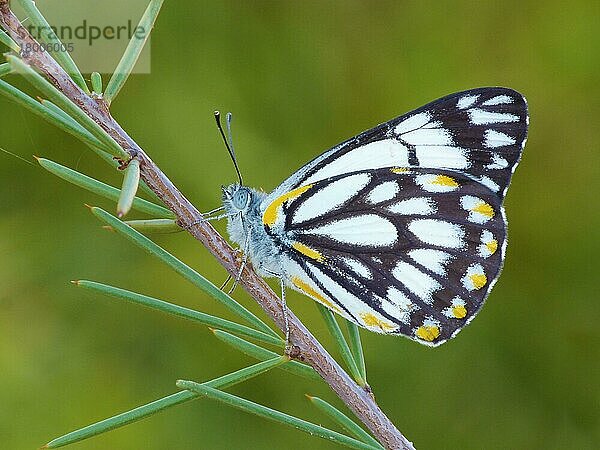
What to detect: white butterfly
<box><xmin>219</xmin><ymin>87</ymin><xmax>528</xmax><ymax>346</ymax></box>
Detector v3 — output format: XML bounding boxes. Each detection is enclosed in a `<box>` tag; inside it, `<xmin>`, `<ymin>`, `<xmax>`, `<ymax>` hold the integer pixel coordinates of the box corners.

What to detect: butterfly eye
<box><xmin>232</xmin><ymin>188</ymin><xmax>250</xmax><ymax>209</ymax></box>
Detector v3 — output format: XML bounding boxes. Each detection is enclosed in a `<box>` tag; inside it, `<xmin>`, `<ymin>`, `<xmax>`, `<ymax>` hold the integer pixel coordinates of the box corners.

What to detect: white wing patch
<box><xmin>482</xmin><ymin>95</ymin><xmax>513</xmax><ymax>106</ymax></box>
<box><xmin>408</xmin><ymin>248</ymin><xmax>452</xmax><ymax>276</ymax></box>
<box><xmin>483</xmin><ymin>129</ymin><xmax>516</xmax><ymax>148</ymax></box>
<box><xmin>414</xmin><ymin>145</ymin><xmax>469</xmax><ymax>170</ymax></box>
<box><xmin>387</xmin><ymin>197</ymin><xmax>436</xmax><ymax>215</ymax></box>
<box><xmin>392</xmin><ymin>261</ymin><xmax>440</xmax><ymax>304</ymax></box>
<box><xmin>477</xmin><ymin>175</ymin><xmax>500</xmax><ymax>192</ymax></box>
<box><xmin>457</xmin><ymin>94</ymin><xmax>480</xmax><ymax>109</ymax></box>
<box><xmin>342</xmin><ymin>257</ymin><xmax>372</xmax><ymax>279</ymax></box>
<box><xmin>292</xmin><ymin>173</ymin><xmax>370</xmax><ymax>224</ymax></box>
<box><xmin>415</xmin><ymin>174</ymin><xmax>459</xmax><ymax>193</ymax></box>
<box><xmin>486</xmin><ymin>154</ymin><xmax>509</xmax><ymax>170</ymax></box>
<box><xmin>460</xmin><ymin>196</ymin><xmax>495</xmax><ymax>224</ymax></box>
<box><xmin>304</xmin><ymin>214</ymin><xmax>398</xmax><ymax>246</ymax></box>
<box><xmin>302</xmin><ymin>139</ymin><xmax>409</xmax><ymax>185</ymax></box>
<box><xmin>366</xmin><ymin>180</ymin><xmax>399</xmax><ymax>204</ymax></box>
<box><xmin>468</xmin><ymin>109</ymin><xmax>519</xmax><ymax>125</ymax></box>
<box><xmin>408</xmin><ymin>218</ymin><xmax>465</xmax><ymax>249</ymax></box>
<box><xmin>461</xmin><ymin>263</ymin><xmax>487</xmax><ymax>291</ymax></box>
<box><xmin>393</xmin><ymin>112</ymin><xmax>431</xmax><ymax>134</ymax></box>
<box><xmin>401</xmin><ymin>127</ymin><xmax>453</xmax><ymax>146</ymax></box>
<box><xmin>382</xmin><ymin>287</ymin><xmax>414</xmax><ymax>324</ymax></box>
<box><xmin>478</xmin><ymin>230</ymin><xmax>498</xmax><ymax>258</ymax></box>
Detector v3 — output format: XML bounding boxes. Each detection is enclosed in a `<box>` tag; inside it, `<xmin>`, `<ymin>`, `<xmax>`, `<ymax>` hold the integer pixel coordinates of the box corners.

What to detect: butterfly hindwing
<box><xmin>268</xmin><ymin>167</ymin><xmax>506</xmax><ymax>346</ymax></box>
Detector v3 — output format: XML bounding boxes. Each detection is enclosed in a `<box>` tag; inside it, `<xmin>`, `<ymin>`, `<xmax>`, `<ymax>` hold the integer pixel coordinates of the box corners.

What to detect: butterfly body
<box><xmin>222</xmin><ymin>87</ymin><xmax>528</xmax><ymax>346</ymax></box>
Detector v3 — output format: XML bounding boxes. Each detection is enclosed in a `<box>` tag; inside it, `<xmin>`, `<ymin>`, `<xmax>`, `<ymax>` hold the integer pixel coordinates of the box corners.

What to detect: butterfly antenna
<box><xmin>214</xmin><ymin>110</ymin><xmax>243</xmax><ymax>186</ymax></box>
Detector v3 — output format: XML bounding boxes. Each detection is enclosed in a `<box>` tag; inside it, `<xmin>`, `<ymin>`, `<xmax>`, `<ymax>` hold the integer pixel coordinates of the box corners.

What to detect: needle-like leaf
<box><xmin>117</xmin><ymin>158</ymin><xmax>141</xmax><ymax>217</ymax></box>
<box><xmin>6</xmin><ymin>55</ymin><xmax>124</xmax><ymax>157</ymax></box>
<box><xmin>36</xmin><ymin>157</ymin><xmax>173</xmax><ymax>218</ymax></box>
<box><xmin>104</xmin><ymin>0</ymin><xmax>164</xmax><ymax>104</ymax></box>
<box><xmin>306</xmin><ymin>395</ymin><xmax>384</xmax><ymax>449</ymax></box>
<box><xmin>91</xmin><ymin>72</ymin><xmax>103</xmax><ymax>94</ymax></box>
<box><xmin>107</xmin><ymin>218</ymin><xmax>182</xmax><ymax>234</ymax></box>
<box><xmin>212</xmin><ymin>329</ymin><xmax>319</xmax><ymax>380</ymax></box>
<box><xmin>346</xmin><ymin>321</ymin><xmax>367</xmax><ymax>383</ymax></box>
<box><xmin>74</xmin><ymin>280</ymin><xmax>282</xmax><ymax>346</ymax></box>
<box><xmin>44</xmin><ymin>357</ymin><xmax>288</xmax><ymax>448</ymax></box>
<box><xmin>175</xmin><ymin>382</ymin><xmax>380</xmax><ymax>450</ymax></box>
<box><xmin>0</xmin><ymin>28</ymin><xmax>19</xmax><ymax>52</ymax></box>
<box><xmin>90</xmin><ymin>207</ymin><xmax>278</xmax><ymax>338</ymax></box>
<box><xmin>317</xmin><ymin>304</ymin><xmax>365</xmax><ymax>386</ymax></box>
<box><xmin>16</xmin><ymin>0</ymin><xmax>89</xmax><ymax>92</ymax></box>
<box><xmin>0</xmin><ymin>62</ymin><xmax>12</xmax><ymax>77</ymax></box>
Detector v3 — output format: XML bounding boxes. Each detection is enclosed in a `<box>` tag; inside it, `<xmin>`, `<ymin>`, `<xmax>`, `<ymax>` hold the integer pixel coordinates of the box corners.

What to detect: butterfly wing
<box><xmin>260</xmin><ymin>87</ymin><xmax>528</xmax><ymax>346</ymax></box>
<box><xmin>273</xmin><ymin>168</ymin><xmax>508</xmax><ymax>346</ymax></box>
<box><xmin>265</xmin><ymin>87</ymin><xmax>527</xmax><ymax>205</ymax></box>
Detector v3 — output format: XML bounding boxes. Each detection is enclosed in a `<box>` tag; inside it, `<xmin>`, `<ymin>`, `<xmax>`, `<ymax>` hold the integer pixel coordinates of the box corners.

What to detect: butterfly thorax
<box><xmin>222</xmin><ymin>184</ymin><xmax>282</xmax><ymax>277</ymax></box>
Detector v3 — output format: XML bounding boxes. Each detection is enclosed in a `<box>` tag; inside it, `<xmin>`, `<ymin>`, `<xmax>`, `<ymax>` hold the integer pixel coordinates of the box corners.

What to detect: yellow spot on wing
<box><xmin>359</xmin><ymin>312</ymin><xmax>397</xmax><ymax>332</ymax></box>
<box><xmin>432</xmin><ymin>175</ymin><xmax>459</xmax><ymax>187</ymax></box>
<box><xmin>469</xmin><ymin>273</ymin><xmax>487</xmax><ymax>290</ymax></box>
<box><xmin>292</xmin><ymin>242</ymin><xmax>324</xmax><ymax>262</ymax></box>
<box><xmin>262</xmin><ymin>184</ymin><xmax>313</xmax><ymax>227</ymax></box>
<box><xmin>416</xmin><ymin>325</ymin><xmax>440</xmax><ymax>341</ymax></box>
<box><xmin>485</xmin><ymin>239</ymin><xmax>498</xmax><ymax>255</ymax></box>
<box><xmin>390</xmin><ymin>167</ymin><xmax>409</xmax><ymax>173</ymax></box>
<box><xmin>291</xmin><ymin>276</ymin><xmax>341</xmax><ymax>314</ymax></box>
<box><xmin>452</xmin><ymin>305</ymin><xmax>467</xmax><ymax>319</ymax></box>
<box><xmin>473</xmin><ymin>201</ymin><xmax>494</xmax><ymax>218</ymax></box>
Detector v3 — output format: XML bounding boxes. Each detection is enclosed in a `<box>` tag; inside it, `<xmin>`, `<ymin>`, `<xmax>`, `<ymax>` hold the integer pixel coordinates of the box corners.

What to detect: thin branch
<box><xmin>0</xmin><ymin>3</ymin><xmax>414</xmax><ymax>449</ymax></box>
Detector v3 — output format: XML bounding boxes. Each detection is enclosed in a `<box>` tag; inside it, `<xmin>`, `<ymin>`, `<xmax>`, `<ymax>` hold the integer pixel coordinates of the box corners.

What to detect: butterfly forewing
<box><xmin>265</xmin><ymin>87</ymin><xmax>527</xmax><ymax>205</ymax></box>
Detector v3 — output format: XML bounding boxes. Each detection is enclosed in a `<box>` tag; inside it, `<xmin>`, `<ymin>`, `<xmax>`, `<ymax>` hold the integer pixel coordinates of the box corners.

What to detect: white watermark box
<box><xmin>14</xmin><ymin>0</ymin><xmax>152</xmax><ymax>74</ymax></box>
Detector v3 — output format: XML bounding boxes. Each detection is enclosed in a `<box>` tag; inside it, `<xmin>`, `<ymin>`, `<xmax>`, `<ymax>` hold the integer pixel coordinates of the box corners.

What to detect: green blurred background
<box><xmin>1</xmin><ymin>1</ymin><xmax>598</xmax><ymax>449</ymax></box>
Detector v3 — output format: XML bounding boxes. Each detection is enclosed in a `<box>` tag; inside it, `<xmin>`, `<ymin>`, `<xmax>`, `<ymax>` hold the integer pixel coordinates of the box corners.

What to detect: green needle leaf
<box><xmin>6</xmin><ymin>55</ymin><xmax>125</xmax><ymax>157</ymax></box>
<box><xmin>90</xmin><ymin>207</ymin><xmax>277</xmax><ymax>338</ymax></box>
<box><xmin>38</xmin><ymin>98</ymin><xmax>157</xmax><ymax>204</ymax></box>
<box><xmin>36</xmin><ymin>157</ymin><xmax>173</xmax><ymax>218</ymax></box>
<box><xmin>346</xmin><ymin>321</ymin><xmax>366</xmax><ymax>383</ymax></box>
<box><xmin>0</xmin><ymin>62</ymin><xmax>12</xmax><ymax>78</ymax></box>
<box><xmin>0</xmin><ymin>28</ymin><xmax>19</xmax><ymax>52</ymax></box>
<box><xmin>0</xmin><ymin>80</ymin><xmax>112</xmax><ymax>161</ymax></box>
<box><xmin>37</xmin><ymin>99</ymin><xmax>115</xmax><ymax>162</ymax></box>
<box><xmin>116</xmin><ymin>218</ymin><xmax>182</xmax><ymax>234</ymax></box>
<box><xmin>212</xmin><ymin>329</ymin><xmax>319</xmax><ymax>381</ymax></box>
<box><xmin>44</xmin><ymin>357</ymin><xmax>288</xmax><ymax>448</ymax></box>
<box><xmin>40</xmin><ymin>98</ymin><xmax>83</xmax><ymax>124</ymax></box>
<box><xmin>74</xmin><ymin>280</ymin><xmax>282</xmax><ymax>347</ymax></box>
<box><xmin>117</xmin><ymin>158</ymin><xmax>141</xmax><ymax>217</ymax></box>
<box><xmin>17</xmin><ymin>0</ymin><xmax>89</xmax><ymax>93</ymax></box>
<box><xmin>306</xmin><ymin>395</ymin><xmax>384</xmax><ymax>449</ymax></box>
<box><xmin>104</xmin><ymin>0</ymin><xmax>165</xmax><ymax>104</ymax></box>
<box><xmin>91</xmin><ymin>72</ymin><xmax>103</xmax><ymax>94</ymax></box>
<box><xmin>317</xmin><ymin>304</ymin><xmax>365</xmax><ymax>386</ymax></box>
<box><xmin>175</xmin><ymin>382</ymin><xmax>379</xmax><ymax>450</ymax></box>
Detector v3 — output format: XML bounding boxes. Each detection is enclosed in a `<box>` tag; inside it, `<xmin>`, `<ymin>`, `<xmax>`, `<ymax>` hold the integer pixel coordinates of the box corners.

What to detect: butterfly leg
<box><xmin>181</xmin><ymin>207</ymin><xmax>231</xmax><ymax>231</ymax></box>
<box><xmin>227</xmin><ymin>226</ymin><xmax>252</xmax><ymax>295</ymax></box>
<box><xmin>263</xmin><ymin>268</ymin><xmax>291</xmax><ymax>349</ymax></box>
<box><xmin>218</xmin><ymin>274</ymin><xmax>232</xmax><ymax>291</ymax></box>
<box><xmin>279</xmin><ymin>276</ymin><xmax>291</xmax><ymax>348</ymax></box>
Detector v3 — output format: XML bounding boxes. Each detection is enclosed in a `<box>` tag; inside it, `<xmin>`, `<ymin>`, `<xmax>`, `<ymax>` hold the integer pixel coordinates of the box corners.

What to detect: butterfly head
<box><xmin>222</xmin><ymin>184</ymin><xmax>252</xmax><ymax>212</ymax></box>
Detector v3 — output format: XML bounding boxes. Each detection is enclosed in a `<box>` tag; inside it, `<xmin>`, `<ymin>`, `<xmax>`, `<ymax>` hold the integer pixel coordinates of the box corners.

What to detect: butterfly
<box><xmin>218</xmin><ymin>87</ymin><xmax>528</xmax><ymax>346</ymax></box>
